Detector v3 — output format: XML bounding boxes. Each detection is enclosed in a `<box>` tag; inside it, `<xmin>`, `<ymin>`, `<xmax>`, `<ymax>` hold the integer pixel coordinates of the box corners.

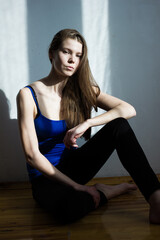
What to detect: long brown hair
<box><xmin>48</xmin><ymin>29</ymin><xmax>100</xmax><ymax>140</ymax></box>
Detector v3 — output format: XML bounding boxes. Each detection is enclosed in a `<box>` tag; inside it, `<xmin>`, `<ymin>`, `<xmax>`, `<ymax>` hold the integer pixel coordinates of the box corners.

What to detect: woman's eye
<box><xmin>63</xmin><ymin>50</ymin><xmax>69</xmax><ymax>54</ymax></box>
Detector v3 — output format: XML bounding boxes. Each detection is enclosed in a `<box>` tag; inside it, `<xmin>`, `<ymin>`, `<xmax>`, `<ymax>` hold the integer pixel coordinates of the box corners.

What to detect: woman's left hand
<box><xmin>63</xmin><ymin>121</ymin><xmax>90</xmax><ymax>149</ymax></box>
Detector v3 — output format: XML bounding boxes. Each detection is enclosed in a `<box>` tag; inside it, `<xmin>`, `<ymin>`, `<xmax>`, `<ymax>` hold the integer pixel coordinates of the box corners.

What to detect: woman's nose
<box><xmin>68</xmin><ymin>55</ymin><xmax>75</xmax><ymax>63</ymax></box>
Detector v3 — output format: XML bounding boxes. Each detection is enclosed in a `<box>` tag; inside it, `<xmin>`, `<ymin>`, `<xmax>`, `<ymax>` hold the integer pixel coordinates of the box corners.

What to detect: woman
<box><xmin>17</xmin><ymin>29</ymin><xmax>160</xmax><ymax>224</ymax></box>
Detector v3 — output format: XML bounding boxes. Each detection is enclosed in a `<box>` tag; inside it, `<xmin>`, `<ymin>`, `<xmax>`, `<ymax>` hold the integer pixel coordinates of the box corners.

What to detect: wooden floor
<box><xmin>0</xmin><ymin>175</ymin><xmax>160</xmax><ymax>240</ymax></box>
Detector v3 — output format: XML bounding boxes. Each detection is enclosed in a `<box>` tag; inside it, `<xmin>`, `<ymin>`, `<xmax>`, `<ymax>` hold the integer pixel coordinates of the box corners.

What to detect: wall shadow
<box><xmin>108</xmin><ymin>0</ymin><xmax>160</xmax><ymax>174</ymax></box>
<box><xmin>27</xmin><ymin>0</ymin><xmax>82</xmax><ymax>84</ymax></box>
<box><xmin>0</xmin><ymin>90</ymin><xmax>28</xmax><ymax>182</ymax></box>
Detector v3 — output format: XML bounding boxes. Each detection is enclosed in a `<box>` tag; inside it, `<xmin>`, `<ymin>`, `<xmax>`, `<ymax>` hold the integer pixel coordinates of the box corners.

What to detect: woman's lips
<box><xmin>66</xmin><ymin>66</ymin><xmax>74</xmax><ymax>70</ymax></box>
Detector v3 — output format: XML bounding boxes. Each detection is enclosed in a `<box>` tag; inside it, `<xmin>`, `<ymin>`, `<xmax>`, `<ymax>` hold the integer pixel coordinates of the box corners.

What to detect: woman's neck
<box><xmin>42</xmin><ymin>68</ymin><xmax>68</xmax><ymax>96</ymax></box>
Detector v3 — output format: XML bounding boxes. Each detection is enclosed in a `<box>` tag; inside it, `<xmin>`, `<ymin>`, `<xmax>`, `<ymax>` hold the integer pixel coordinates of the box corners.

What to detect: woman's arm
<box><xmin>63</xmin><ymin>91</ymin><xmax>136</xmax><ymax>148</ymax></box>
<box><xmin>17</xmin><ymin>88</ymin><xmax>82</xmax><ymax>189</ymax></box>
<box><xmin>87</xmin><ymin>91</ymin><xmax>136</xmax><ymax>127</ymax></box>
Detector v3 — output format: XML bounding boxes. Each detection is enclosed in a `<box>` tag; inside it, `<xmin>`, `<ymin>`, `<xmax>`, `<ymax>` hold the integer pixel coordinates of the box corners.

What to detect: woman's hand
<box><xmin>63</xmin><ymin>121</ymin><xmax>90</xmax><ymax>149</ymax></box>
<box><xmin>75</xmin><ymin>184</ymin><xmax>100</xmax><ymax>208</ymax></box>
<box><xmin>84</xmin><ymin>185</ymin><xmax>101</xmax><ymax>208</ymax></box>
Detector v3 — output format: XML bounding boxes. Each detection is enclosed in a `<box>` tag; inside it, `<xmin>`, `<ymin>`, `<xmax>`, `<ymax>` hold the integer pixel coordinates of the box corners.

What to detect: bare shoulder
<box><xmin>16</xmin><ymin>87</ymin><xmax>32</xmax><ymax>104</ymax></box>
<box><xmin>16</xmin><ymin>87</ymin><xmax>36</xmax><ymax>116</ymax></box>
<box><xmin>30</xmin><ymin>79</ymin><xmax>46</xmax><ymax>93</ymax></box>
<box><xmin>17</xmin><ymin>78</ymin><xmax>41</xmax><ymax>101</ymax></box>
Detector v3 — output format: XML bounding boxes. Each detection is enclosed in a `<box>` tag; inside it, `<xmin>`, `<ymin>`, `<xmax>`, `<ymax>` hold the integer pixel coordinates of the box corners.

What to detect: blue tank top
<box><xmin>25</xmin><ymin>86</ymin><xmax>68</xmax><ymax>181</ymax></box>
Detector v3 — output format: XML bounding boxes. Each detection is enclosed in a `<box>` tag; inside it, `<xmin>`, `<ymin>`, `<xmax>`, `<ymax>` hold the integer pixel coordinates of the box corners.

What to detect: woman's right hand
<box><xmin>63</xmin><ymin>121</ymin><xmax>90</xmax><ymax>148</ymax></box>
<box><xmin>76</xmin><ymin>184</ymin><xmax>101</xmax><ymax>208</ymax></box>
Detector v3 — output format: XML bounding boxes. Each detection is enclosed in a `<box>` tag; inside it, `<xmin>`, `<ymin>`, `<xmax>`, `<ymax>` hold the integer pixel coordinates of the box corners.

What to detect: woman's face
<box><xmin>52</xmin><ymin>38</ymin><xmax>83</xmax><ymax>77</ymax></box>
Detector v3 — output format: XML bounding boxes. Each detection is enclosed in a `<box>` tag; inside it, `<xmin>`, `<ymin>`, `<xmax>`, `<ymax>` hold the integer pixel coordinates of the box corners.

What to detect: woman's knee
<box><xmin>109</xmin><ymin>117</ymin><xmax>128</xmax><ymax>126</ymax></box>
<box><xmin>104</xmin><ymin>117</ymin><xmax>131</xmax><ymax>139</ymax></box>
<box><xmin>104</xmin><ymin>117</ymin><xmax>129</xmax><ymax>130</ymax></box>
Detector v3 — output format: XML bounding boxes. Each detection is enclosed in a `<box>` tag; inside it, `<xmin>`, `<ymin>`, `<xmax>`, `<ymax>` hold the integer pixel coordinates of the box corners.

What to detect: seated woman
<box><xmin>17</xmin><ymin>29</ymin><xmax>160</xmax><ymax>224</ymax></box>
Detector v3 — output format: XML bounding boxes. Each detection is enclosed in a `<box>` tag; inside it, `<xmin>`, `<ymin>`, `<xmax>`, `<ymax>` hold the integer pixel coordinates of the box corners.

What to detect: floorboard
<box><xmin>0</xmin><ymin>175</ymin><xmax>160</xmax><ymax>240</ymax></box>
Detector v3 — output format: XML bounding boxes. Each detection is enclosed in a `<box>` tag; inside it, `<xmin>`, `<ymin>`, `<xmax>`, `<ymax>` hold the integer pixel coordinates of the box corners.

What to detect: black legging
<box><xmin>31</xmin><ymin>118</ymin><xmax>160</xmax><ymax>223</ymax></box>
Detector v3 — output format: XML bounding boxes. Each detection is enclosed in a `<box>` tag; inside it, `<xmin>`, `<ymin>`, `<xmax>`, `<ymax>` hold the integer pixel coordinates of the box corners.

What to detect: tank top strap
<box><xmin>25</xmin><ymin>85</ymin><xmax>41</xmax><ymax>114</ymax></box>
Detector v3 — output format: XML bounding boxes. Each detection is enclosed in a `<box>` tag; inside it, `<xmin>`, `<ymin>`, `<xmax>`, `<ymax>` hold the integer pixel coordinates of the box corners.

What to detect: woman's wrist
<box><xmin>85</xmin><ymin>118</ymin><xmax>93</xmax><ymax>128</ymax></box>
<box><xmin>73</xmin><ymin>183</ymin><xmax>86</xmax><ymax>191</ymax></box>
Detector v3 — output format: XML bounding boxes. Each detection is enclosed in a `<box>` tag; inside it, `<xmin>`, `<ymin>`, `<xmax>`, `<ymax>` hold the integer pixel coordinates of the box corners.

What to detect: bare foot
<box><xmin>95</xmin><ymin>183</ymin><xmax>137</xmax><ymax>200</ymax></box>
<box><xmin>148</xmin><ymin>189</ymin><xmax>160</xmax><ymax>224</ymax></box>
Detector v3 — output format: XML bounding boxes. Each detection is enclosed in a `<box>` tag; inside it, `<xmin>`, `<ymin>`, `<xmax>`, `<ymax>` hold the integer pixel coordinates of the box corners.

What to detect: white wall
<box><xmin>0</xmin><ymin>0</ymin><xmax>160</xmax><ymax>182</ymax></box>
